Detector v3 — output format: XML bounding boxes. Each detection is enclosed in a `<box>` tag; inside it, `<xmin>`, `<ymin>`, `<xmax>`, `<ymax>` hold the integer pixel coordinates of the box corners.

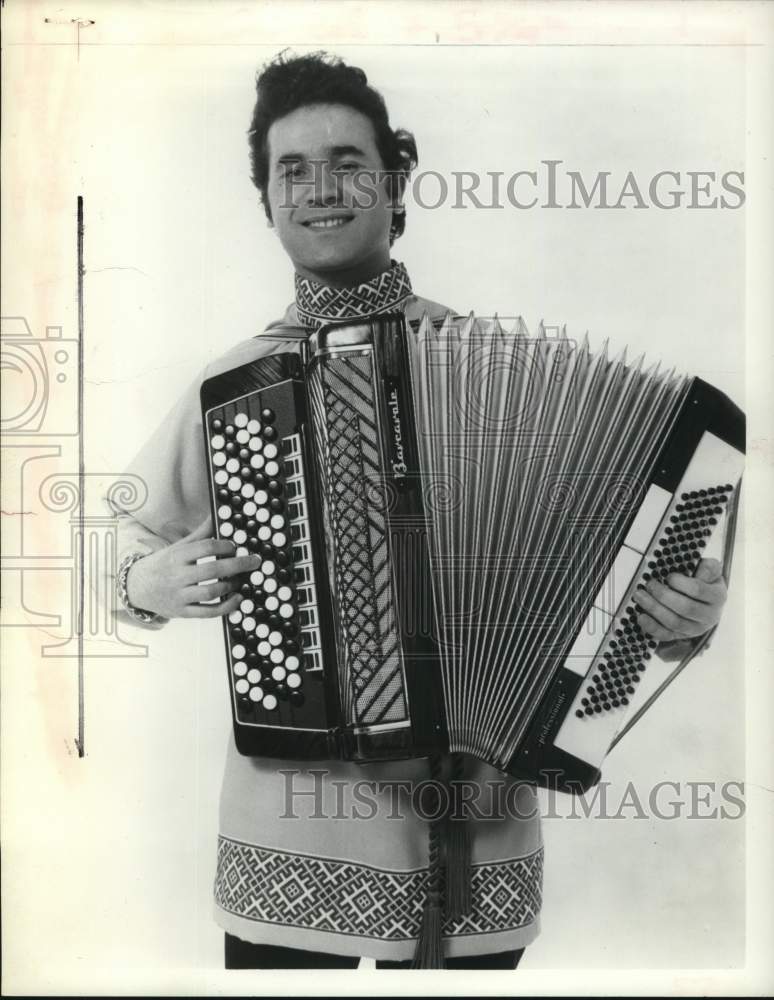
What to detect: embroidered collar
<box><xmin>294</xmin><ymin>260</ymin><xmax>413</xmax><ymax>331</ymax></box>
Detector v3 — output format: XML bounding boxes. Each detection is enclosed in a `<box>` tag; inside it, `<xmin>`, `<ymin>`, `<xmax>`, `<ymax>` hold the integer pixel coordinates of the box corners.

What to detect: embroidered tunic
<box><xmin>108</xmin><ymin>262</ymin><xmax>543</xmax><ymax>960</ymax></box>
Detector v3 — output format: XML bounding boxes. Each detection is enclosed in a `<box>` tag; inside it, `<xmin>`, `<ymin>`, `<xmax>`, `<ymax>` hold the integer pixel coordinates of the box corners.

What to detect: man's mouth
<box><xmin>302</xmin><ymin>215</ymin><xmax>353</xmax><ymax>230</ymax></box>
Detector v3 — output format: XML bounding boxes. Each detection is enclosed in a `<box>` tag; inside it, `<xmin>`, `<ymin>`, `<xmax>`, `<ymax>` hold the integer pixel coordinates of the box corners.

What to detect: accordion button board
<box><xmin>202</xmin><ymin>358</ymin><xmax>339</xmax><ymax>757</ymax></box>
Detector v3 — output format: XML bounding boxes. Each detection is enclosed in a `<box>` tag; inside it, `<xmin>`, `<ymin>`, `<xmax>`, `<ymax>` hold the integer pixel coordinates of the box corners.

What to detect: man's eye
<box><xmin>282</xmin><ymin>163</ymin><xmax>307</xmax><ymax>179</ymax></box>
<box><xmin>336</xmin><ymin>162</ymin><xmax>360</xmax><ymax>173</ymax></box>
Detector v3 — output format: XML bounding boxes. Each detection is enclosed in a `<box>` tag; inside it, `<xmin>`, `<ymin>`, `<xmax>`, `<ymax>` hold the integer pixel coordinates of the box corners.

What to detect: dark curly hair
<box><xmin>247</xmin><ymin>51</ymin><xmax>417</xmax><ymax>242</ymax></box>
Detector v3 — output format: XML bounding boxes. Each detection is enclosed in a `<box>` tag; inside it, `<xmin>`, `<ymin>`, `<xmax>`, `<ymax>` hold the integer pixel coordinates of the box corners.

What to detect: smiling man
<box><xmin>109</xmin><ymin>51</ymin><xmax>729</xmax><ymax>971</ymax></box>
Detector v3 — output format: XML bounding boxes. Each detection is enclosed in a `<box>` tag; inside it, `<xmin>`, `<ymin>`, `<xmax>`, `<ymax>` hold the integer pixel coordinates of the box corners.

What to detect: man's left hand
<box><xmin>636</xmin><ymin>558</ymin><xmax>727</xmax><ymax>644</ymax></box>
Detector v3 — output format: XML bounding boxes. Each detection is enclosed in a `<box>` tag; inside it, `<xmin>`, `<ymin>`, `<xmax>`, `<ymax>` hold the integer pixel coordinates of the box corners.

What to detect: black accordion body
<box><xmin>201</xmin><ymin>314</ymin><xmax>744</xmax><ymax>792</ymax></box>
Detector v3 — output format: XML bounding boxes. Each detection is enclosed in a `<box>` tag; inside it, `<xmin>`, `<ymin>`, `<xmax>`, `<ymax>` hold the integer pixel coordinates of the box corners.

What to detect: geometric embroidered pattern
<box><xmin>214</xmin><ymin>837</ymin><xmax>543</xmax><ymax>941</ymax></box>
<box><xmin>295</xmin><ymin>260</ymin><xmax>413</xmax><ymax>332</ymax></box>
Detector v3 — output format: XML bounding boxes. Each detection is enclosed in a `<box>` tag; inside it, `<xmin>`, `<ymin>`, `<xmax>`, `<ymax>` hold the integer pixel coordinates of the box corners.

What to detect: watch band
<box><xmin>117</xmin><ymin>552</ymin><xmax>158</xmax><ymax>624</ymax></box>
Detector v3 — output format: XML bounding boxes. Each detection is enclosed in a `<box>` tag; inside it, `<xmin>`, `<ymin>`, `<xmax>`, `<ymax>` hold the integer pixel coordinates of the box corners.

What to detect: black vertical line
<box><xmin>76</xmin><ymin>195</ymin><xmax>85</xmax><ymax>758</ymax></box>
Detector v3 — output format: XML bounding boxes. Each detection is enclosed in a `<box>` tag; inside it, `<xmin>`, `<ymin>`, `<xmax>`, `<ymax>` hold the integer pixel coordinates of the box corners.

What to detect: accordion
<box><xmin>200</xmin><ymin>313</ymin><xmax>744</xmax><ymax>792</ymax></box>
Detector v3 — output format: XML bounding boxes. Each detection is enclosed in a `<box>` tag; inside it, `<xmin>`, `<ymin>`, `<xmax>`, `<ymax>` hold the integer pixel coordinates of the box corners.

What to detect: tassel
<box><xmin>444</xmin><ymin>815</ymin><xmax>472</xmax><ymax>921</ymax></box>
<box><xmin>411</xmin><ymin>895</ymin><xmax>445</xmax><ymax>969</ymax></box>
<box><xmin>444</xmin><ymin>752</ymin><xmax>472</xmax><ymax>921</ymax></box>
<box><xmin>412</xmin><ymin>753</ymin><xmax>446</xmax><ymax>968</ymax></box>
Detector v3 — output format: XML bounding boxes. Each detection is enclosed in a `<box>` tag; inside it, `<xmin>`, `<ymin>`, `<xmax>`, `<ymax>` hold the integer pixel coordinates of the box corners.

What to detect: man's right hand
<box><xmin>125</xmin><ymin>519</ymin><xmax>257</xmax><ymax>619</ymax></box>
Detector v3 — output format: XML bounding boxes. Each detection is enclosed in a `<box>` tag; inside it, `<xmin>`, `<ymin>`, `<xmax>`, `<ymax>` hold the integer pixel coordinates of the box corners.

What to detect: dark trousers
<box><xmin>225</xmin><ymin>933</ymin><xmax>525</xmax><ymax>970</ymax></box>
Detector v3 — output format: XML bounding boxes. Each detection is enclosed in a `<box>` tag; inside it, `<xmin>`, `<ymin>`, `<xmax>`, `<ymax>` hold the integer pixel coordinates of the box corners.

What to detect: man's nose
<box><xmin>306</xmin><ymin>161</ymin><xmax>344</xmax><ymax>206</ymax></box>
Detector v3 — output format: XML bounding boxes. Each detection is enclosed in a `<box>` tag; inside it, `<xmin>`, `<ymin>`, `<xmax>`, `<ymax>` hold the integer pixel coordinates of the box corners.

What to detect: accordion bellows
<box><xmin>201</xmin><ymin>312</ymin><xmax>744</xmax><ymax>792</ymax></box>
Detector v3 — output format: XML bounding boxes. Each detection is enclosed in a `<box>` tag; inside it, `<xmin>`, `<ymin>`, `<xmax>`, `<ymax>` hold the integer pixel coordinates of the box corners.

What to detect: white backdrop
<box><xmin>3</xmin><ymin>2</ymin><xmax>770</xmax><ymax>995</ymax></box>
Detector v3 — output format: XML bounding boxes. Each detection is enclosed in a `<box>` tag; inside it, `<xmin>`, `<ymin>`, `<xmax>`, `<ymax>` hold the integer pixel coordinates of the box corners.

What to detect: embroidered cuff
<box><xmin>117</xmin><ymin>552</ymin><xmax>158</xmax><ymax>624</ymax></box>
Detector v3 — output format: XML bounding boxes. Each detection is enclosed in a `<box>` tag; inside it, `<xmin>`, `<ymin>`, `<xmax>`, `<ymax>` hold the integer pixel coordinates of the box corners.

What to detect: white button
<box><xmin>226</xmin><ymin>458</ymin><xmax>239</xmax><ymax>473</ymax></box>
<box><xmin>214</xmin><ymin>470</ymin><xmax>228</xmax><ymax>485</ymax></box>
<box><xmin>250</xmin><ymin>453</ymin><xmax>264</xmax><ymax>468</ymax></box>
<box><xmin>243</xmin><ymin>616</ymin><xmax>256</xmax><ymax>632</ymax></box>
<box><xmin>242</xmin><ymin>483</ymin><xmax>256</xmax><ymax>499</ymax></box>
<box><xmin>270</xmin><ymin>515</ymin><xmax>285</xmax><ymax>529</ymax></box>
<box><xmin>220</xmin><ymin>522</ymin><xmax>234</xmax><ymax>537</ymax></box>
<box><xmin>272</xmin><ymin>665</ymin><xmax>286</xmax><ymax>681</ymax></box>
<box><xmin>211</xmin><ymin>435</ymin><xmax>225</xmax><ymax>449</ymax></box>
<box><xmin>257</xmin><ymin>508</ymin><xmax>270</xmax><ymax>523</ymax></box>
<box><xmin>247</xmin><ymin>419</ymin><xmax>261</xmax><ymax>434</ymax></box>
<box><xmin>263</xmin><ymin>694</ymin><xmax>278</xmax><ymax>711</ymax></box>
<box><xmin>257</xmin><ymin>641</ymin><xmax>271</xmax><ymax>656</ymax></box>
<box><xmin>265</xmin><ymin>461</ymin><xmax>279</xmax><ymax>476</ymax></box>
<box><xmin>235</xmin><ymin>678</ymin><xmax>249</xmax><ymax>694</ymax></box>
<box><xmin>233</xmin><ymin>529</ymin><xmax>247</xmax><ymax>544</ymax></box>
<box><xmin>249</xmin><ymin>437</ymin><xmax>263</xmax><ymax>452</ymax></box>
<box><xmin>286</xmin><ymin>655</ymin><xmax>300</xmax><ymax>671</ymax></box>
<box><xmin>243</xmin><ymin>500</ymin><xmax>257</xmax><ymax>516</ymax></box>
<box><xmin>278</xmin><ymin>586</ymin><xmax>292</xmax><ymax>601</ymax></box>
<box><xmin>256</xmin><ymin>624</ymin><xmax>270</xmax><ymax>639</ymax></box>
<box><xmin>213</xmin><ymin>452</ymin><xmax>226</xmax><ymax>467</ymax></box>
<box><xmin>235</xmin><ymin>546</ymin><xmax>248</xmax><ymax>557</ymax></box>
<box><xmin>231</xmin><ymin>644</ymin><xmax>246</xmax><ymax>659</ymax></box>
<box><xmin>264</xmin><ymin>443</ymin><xmax>278</xmax><ymax>459</ymax></box>
<box><xmin>269</xmin><ymin>630</ymin><xmax>282</xmax><ymax>646</ymax></box>
<box><xmin>258</xmin><ymin>526</ymin><xmax>271</xmax><ymax>541</ymax></box>
<box><xmin>250</xmin><ymin>571</ymin><xmax>264</xmax><ymax>587</ymax></box>
<box><xmin>255</xmin><ymin>490</ymin><xmax>269</xmax><ymax>505</ymax></box>
<box><xmin>249</xmin><ymin>686</ymin><xmax>263</xmax><ymax>702</ymax></box>
<box><xmin>265</xmin><ymin>596</ymin><xmax>279</xmax><ymax>612</ymax></box>
<box><xmin>218</xmin><ymin>505</ymin><xmax>232</xmax><ymax>520</ymax></box>
<box><xmin>247</xmin><ymin>668</ymin><xmax>262</xmax><ymax>684</ymax></box>
<box><xmin>262</xmin><ymin>561</ymin><xmax>275</xmax><ymax>575</ymax></box>
<box><xmin>287</xmin><ymin>672</ymin><xmax>301</xmax><ymax>689</ymax></box>
<box><xmin>234</xmin><ymin>413</ymin><xmax>248</xmax><ymax>428</ymax></box>
<box><xmin>233</xmin><ymin>661</ymin><xmax>247</xmax><ymax>676</ymax></box>
<box><xmin>240</xmin><ymin>599</ymin><xmax>255</xmax><ymax>614</ymax></box>
<box><xmin>270</xmin><ymin>648</ymin><xmax>284</xmax><ymax>665</ymax></box>
<box><xmin>272</xmin><ymin>532</ymin><xmax>287</xmax><ymax>548</ymax></box>
<box><xmin>279</xmin><ymin>603</ymin><xmax>294</xmax><ymax>619</ymax></box>
<box><xmin>228</xmin><ymin>476</ymin><xmax>241</xmax><ymax>491</ymax></box>
<box><xmin>236</xmin><ymin>429</ymin><xmax>250</xmax><ymax>445</ymax></box>
<box><xmin>264</xmin><ymin>578</ymin><xmax>277</xmax><ymax>593</ymax></box>
<box><xmin>228</xmin><ymin>610</ymin><xmax>242</xmax><ymax>624</ymax></box>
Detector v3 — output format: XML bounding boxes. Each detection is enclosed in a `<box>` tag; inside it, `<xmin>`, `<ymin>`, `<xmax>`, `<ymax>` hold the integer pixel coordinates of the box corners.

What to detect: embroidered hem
<box><xmin>213</xmin><ymin>836</ymin><xmax>543</xmax><ymax>957</ymax></box>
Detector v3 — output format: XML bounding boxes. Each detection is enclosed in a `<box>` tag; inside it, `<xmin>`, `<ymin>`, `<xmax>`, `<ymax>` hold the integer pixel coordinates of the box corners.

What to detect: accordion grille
<box><xmin>309</xmin><ymin>353</ymin><xmax>408</xmax><ymax>728</ymax></box>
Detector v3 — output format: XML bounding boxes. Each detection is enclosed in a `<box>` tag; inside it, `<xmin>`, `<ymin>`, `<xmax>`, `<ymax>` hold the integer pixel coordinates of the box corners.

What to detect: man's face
<box><xmin>265</xmin><ymin>103</ymin><xmax>395</xmax><ymax>286</ymax></box>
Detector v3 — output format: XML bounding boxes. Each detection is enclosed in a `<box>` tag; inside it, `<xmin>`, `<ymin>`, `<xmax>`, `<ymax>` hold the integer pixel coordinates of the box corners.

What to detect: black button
<box><xmin>211</xmin><ymin>418</ymin><xmax>223</xmax><ymax>432</ymax></box>
<box><xmin>261</xmin><ymin>408</ymin><xmax>276</xmax><ymax>423</ymax></box>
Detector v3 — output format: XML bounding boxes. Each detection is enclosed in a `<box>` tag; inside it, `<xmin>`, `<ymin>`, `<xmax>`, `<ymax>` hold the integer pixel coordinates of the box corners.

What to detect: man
<box><xmin>108</xmin><ymin>51</ymin><xmax>729</xmax><ymax>969</ymax></box>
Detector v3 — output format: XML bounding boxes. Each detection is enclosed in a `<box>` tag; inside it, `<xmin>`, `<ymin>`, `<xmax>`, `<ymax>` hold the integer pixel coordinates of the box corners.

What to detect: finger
<box><xmin>644</xmin><ymin>578</ymin><xmax>717</xmax><ymax>625</ymax></box>
<box><xmin>694</xmin><ymin>558</ymin><xmax>724</xmax><ymax>585</ymax></box>
<box><xmin>181</xmin><ymin>592</ymin><xmax>242</xmax><ymax>619</ymax></box>
<box><xmin>188</xmin><ymin>553</ymin><xmax>262</xmax><ymax>582</ymax></box>
<box><xmin>183</xmin><ymin>538</ymin><xmax>239</xmax><ymax>563</ymax></box>
<box><xmin>637</xmin><ymin>612</ymin><xmax>680</xmax><ymax>643</ymax></box>
<box><xmin>635</xmin><ymin>589</ymin><xmax>698</xmax><ymax>636</ymax></box>
<box><xmin>183</xmin><ymin>579</ymin><xmax>236</xmax><ymax>604</ymax></box>
<box><xmin>638</xmin><ymin>614</ymin><xmax>703</xmax><ymax>642</ymax></box>
<box><xmin>180</xmin><ymin>517</ymin><xmax>215</xmax><ymax>543</ymax></box>
<box><xmin>662</xmin><ymin>572</ymin><xmax>724</xmax><ymax>604</ymax></box>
